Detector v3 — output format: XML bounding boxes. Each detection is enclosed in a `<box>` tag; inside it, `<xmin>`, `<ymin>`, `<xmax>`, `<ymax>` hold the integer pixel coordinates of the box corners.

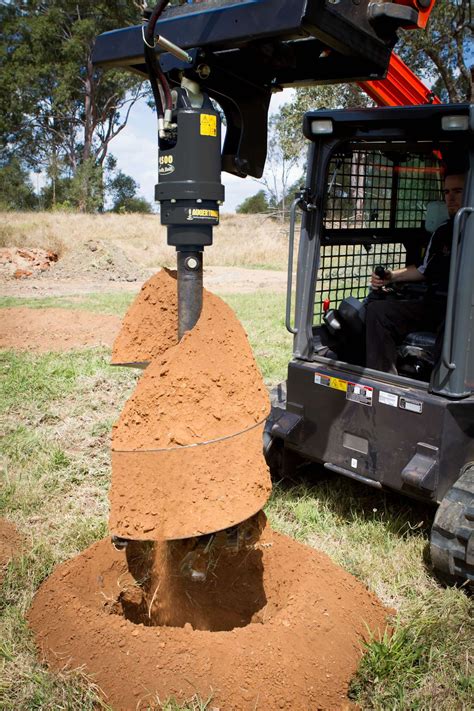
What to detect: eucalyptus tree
<box><xmin>1</xmin><ymin>1</ymin><xmax>148</xmax><ymax>210</ymax></box>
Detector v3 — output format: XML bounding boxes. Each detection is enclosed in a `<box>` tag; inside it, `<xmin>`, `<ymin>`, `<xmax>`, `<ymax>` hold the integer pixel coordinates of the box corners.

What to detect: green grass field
<box><xmin>1</xmin><ymin>293</ymin><xmax>472</xmax><ymax>710</ymax></box>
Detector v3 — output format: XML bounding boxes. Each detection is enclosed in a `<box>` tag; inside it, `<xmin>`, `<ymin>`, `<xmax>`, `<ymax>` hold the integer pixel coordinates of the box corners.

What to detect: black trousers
<box><xmin>365</xmin><ymin>298</ymin><xmax>446</xmax><ymax>374</ymax></box>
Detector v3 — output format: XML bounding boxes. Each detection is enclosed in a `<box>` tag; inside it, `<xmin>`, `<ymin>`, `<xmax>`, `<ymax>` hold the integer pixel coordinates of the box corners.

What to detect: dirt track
<box><xmin>0</xmin><ymin>266</ymin><xmax>287</xmax><ymax>298</ymax></box>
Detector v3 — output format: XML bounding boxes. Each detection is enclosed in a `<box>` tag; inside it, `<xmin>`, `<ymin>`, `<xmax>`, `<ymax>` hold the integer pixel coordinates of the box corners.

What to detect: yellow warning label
<box><xmin>200</xmin><ymin>114</ymin><xmax>217</xmax><ymax>137</ymax></box>
<box><xmin>329</xmin><ymin>377</ymin><xmax>348</xmax><ymax>392</ymax></box>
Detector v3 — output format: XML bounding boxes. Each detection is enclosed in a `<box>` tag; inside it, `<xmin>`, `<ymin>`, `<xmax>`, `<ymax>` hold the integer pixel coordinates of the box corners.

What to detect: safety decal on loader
<box><xmin>314</xmin><ymin>373</ymin><xmax>345</xmax><ymax>390</ymax></box>
<box><xmin>200</xmin><ymin>114</ymin><xmax>217</xmax><ymax>137</ymax></box>
<box><xmin>346</xmin><ymin>382</ymin><xmax>373</xmax><ymax>407</ymax></box>
<box><xmin>314</xmin><ymin>372</ymin><xmax>373</xmax><ymax>406</ymax></box>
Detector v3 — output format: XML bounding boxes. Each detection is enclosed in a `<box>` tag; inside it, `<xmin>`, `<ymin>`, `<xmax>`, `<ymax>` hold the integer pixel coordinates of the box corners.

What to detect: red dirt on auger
<box><xmin>28</xmin><ymin>268</ymin><xmax>389</xmax><ymax>709</ymax></box>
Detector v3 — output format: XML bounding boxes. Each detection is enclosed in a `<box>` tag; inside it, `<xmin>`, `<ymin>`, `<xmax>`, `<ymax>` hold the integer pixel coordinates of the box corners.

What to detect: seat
<box><xmin>399</xmin><ymin>331</ymin><xmax>436</xmax><ymax>363</ymax></box>
<box><xmin>398</xmin><ymin>331</ymin><xmax>437</xmax><ymax>380</ymax></box>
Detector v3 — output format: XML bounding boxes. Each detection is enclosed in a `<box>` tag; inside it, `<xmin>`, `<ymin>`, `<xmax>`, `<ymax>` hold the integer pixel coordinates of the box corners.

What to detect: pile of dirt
<box><xmin>28</xmin><ymin>522</ymin><xmax>389</xmax><ymax>710</ymax></box>
<box><xmin>111</xmin><ymin>268</ymin><xmax>229</xmax><ymax>366</ymax></box>
<box><xmin>28</xmin><ymin>270</ymin><xmax>390</xmax><ymax>709</ymax></box>
<box><xmin>111</xmin><ymin>269</ymin><xmax>179</xmax><ymax>365</ymax></box>
<box><xmin>45</xmin><ymin>239</ymin><xmax>144</xmax><ymax>283</ymax></box>
<box><xmin>0</xmin><ymin>307</ymin><xmax>121</xmax><ymax>352</ymax></box>
<box><xmin>113</xmin><ymin>294</ymin><xmax>269</xmax><ymax>450</ymax></box>
<box><xmin>0</xmin><ymin>247</ymin><xmax>58</xmax><ymax>279</ymax></box>
<box><xmin>111</xmin><ymin>286</ymin><xmax>271</xmax><ymax>540</ymax></box>
<box><xmin>0</xmin><ymin>518</ymin><xmax>22</xmax><ymax>582</ymax></box>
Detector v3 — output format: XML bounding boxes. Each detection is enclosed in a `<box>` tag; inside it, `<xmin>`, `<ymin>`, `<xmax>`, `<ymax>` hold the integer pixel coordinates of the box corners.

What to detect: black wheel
<box><xmin>430</xmin><ymin>464</ymin><xmax>474</xmax><ymax>587</ymax></box>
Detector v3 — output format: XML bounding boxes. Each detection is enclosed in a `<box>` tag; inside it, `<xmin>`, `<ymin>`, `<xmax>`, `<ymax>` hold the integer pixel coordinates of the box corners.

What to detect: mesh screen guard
<box><xmin>314</xmin><ymin>147</ymin><xmax>443</xmax><ymax>323</ymax></box>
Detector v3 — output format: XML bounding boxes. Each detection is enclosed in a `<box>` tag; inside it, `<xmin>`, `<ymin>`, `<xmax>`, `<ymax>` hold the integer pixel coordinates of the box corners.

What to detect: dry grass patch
<box><xmin>0</xmin><ymin>211</ymin><xmax>292</xmax><ymax>270</ymax></box>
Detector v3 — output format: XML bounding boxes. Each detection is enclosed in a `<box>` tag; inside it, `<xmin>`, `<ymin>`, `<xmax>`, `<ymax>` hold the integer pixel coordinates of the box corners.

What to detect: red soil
<box><xmin>28</xmin><ymin>521</ymin><xmax>389</xmax><ymax>711</ymax></box>
<box><xmin>111</xmin><ymin>269</ymin><xmax>179</xmax><ymax>366</ymax></box>
<box><xmin>28</xmin><ymin>270</ymin><xmax>390</xmax><ymax>709</ymax></box>
<box><xmin>0</xmin><ymin>307</ymin><xmax>121</xmax><ymax>352</ymax></box>
<box><xmin>111</xmin><ymin>268</ymin><xmax>225</xmax><ymax>367</ymax></box>
<box><xmin>110</xmin><ymin>287</ymin><xmax>271</xmax><ymax>540</ymax></box>
<box><xmin>0</xmin><ymin>247</ymin><xmax>58</xmax><ymax>279</ymax></box>
<box><xmin>0</xmin><ymin>518</ymin><xmax>22</xmax><ymax>583</ymax></box>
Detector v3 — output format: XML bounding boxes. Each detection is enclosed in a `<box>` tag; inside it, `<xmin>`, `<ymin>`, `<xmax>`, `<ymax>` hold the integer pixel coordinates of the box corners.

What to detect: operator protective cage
<box><xmin>92</xmin><ymin>0</ymin><xmax>429</xmax><ymax>179</ymax></box>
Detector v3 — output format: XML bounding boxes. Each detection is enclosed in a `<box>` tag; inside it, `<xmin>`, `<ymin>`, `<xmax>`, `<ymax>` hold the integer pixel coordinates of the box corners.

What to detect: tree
<box><xmin>0</xmin><ymin>1</ymin><xmax>148</xmax><ymax>211</ymax></box>
<box><xmin>0</xmin><ymin>158</ymin><xmax>37</xmax><ymax>210</ymax></box>
<box><xmin>236</xmin><ymin>190</ymin><xmax>270</xmax><ymax>214</ymax></box>
<box><xmin>256</xmin><ymin>116</ymin><xmax>302</xmax><ymax>220</ymax></box>
<box><xmin>275</xmin><ymin>86</ymin><xmax>372</xmax><ymax>163</ymax></box>
<box><xmin>397</xmin><ymin>0</ymin><xmax>472</xmax><ymax>103</ymax></box>
<box><xmin>108</xmin><ymin>169</ymin><xmax>152</xmax><ymax>213</ymax></box>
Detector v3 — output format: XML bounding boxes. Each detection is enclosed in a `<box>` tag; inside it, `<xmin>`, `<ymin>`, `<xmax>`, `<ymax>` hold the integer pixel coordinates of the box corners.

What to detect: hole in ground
<box><xmin>112</xmin><ymin>540</ymin><xmax>267</xmax><ymax>632</ymax></box>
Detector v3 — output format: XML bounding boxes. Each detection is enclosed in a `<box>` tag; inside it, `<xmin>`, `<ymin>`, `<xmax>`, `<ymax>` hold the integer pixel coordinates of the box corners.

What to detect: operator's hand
<box><xmin>371</xmin><ymin>269</ymin><xmax>392</xmax><ymax>289</ymax></box>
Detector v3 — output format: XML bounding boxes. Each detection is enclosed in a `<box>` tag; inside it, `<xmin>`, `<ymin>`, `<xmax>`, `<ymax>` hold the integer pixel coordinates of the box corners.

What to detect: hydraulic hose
<box><xmin>143</xmin><ymin>0</ymin><xmax>172</xmax><ymax>119</ymax></box>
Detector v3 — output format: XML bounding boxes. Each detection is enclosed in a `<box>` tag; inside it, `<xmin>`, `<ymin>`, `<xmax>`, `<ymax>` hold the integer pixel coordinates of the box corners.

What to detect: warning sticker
<box><xmin>314</xmin><ymin>373</ymin><xmax>347</xmax><ymax>391</ymax></box>
<box><xmin>346</xmin><ymin>382</ymin><xmax>373</xmax><ymax>407</ymax></box>
<box><xmin>329</xmin><ymin>377</ymin><xmax>348</xmax><ymax>392</ymax></box>
<box><xmin>200</xmin><ymin>114</ymin><xmax>217</xmax><ymax>137</ymax></box>
<box><xmin>314</xmin><ymin>372</ymin><xmax>372</xmax><ymax>406</ymax></box>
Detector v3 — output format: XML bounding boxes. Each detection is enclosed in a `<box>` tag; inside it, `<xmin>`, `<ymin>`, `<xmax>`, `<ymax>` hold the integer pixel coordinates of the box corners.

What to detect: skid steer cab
<box><xmin>264</xmin><ymin>103</ymin><xmax>474</xmax><ymax>586</ymax></box>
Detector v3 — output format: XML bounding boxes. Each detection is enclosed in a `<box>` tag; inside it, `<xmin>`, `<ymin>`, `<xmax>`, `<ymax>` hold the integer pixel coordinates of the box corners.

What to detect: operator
<box><xmin>365</xmin><ymin>172</ymin><xmax>465</xmax><ymax>374</ymax></box>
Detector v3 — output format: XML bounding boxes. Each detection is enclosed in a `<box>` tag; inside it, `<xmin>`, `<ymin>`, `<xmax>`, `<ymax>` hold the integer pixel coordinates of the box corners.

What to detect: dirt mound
<box><xmin>113</xmin><ymin>294</ymin><xmax>269</xmax><ymax>450</ymax></box>
<box><xmin>0</xmin><ymin>307</ymin><xmax>121</xmax><ymax>352</ymax></box>
<box><xmin>111</xmin><ymin>268</ymin><xmax>228</xmax><ymax>366</ymax></box>
<box><xmin>111</xmin><ymin>269</ymin><xmax>178</xmax><ymax>365</ymax></box>
<box><xmin>0</xmin><ymin>518</ymin><xmax>22</xmax><ymax>582</ymax></box>
<box><xmin>0</xmin><ymin>247</ymin><xmax>58</xmax><ymax>279</ymax></box>
<box><xmin>28</xmin><ymin>525</ymin><xmax>389</xmax><ymax>710</ymax></box>
<box><xmin>28</xmin><ymin>271</ymin><xmax>389</xmax><ymax>709</ymax></box>
<box><xmin>46</xmin><ymin>239</ymin><xmax>144</xmax><ymax>282</ymax></box>
<box><xmin>110</xmin><ymin>290</ymin><xmax>271</xmax><ymax>539</ymax></box>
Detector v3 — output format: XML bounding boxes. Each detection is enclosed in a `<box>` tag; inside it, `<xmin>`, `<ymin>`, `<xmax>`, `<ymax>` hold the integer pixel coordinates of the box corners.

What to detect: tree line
<box><xmin>1</xmin><ymin>0</ymin><xmax>154</xmax><ymax>212</ymax></box>
<box><xmin>0</xmin><ymin>1</ymin><xmax>471</xmax><ymax>214</ymax></box>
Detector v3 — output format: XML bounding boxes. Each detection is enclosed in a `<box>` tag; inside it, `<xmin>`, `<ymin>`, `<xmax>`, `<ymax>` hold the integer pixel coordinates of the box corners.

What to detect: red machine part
<box><xmin>359</xmin><ymin>0</ymin><xmax>440</xmax><ymax>107</ymax></box>
<box><xmin>396</xmin><ymin>0</ymin><xmax>437</xmax><ymax>29</ymax></box>
<box><xmin>359</xmin><ymin>53</ymin><xmax>441</xmax><ymax>107</ymax></box>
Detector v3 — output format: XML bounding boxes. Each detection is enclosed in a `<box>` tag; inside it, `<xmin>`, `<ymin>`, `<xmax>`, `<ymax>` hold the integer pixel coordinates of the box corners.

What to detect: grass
<box><xmin>0</xmin><ymin>291</ymin><xmax>294</xmax><ymax>385</ymax></box>
<box><xmin>1</xmin><ymin>292</ymin><xmax>472</xmax><ymax>709</ymax></box>
<box><xmin>0</xmin><ymin>211</ymin><xmax>292</xmax><ymax>270</ymax></box>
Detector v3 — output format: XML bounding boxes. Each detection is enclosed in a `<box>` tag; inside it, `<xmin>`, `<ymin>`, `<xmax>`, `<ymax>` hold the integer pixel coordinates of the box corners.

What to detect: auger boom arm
<box><xmin>93</xmin><ymin>0</ymin><xmax>437</xmax><ymax>179</ymax></box>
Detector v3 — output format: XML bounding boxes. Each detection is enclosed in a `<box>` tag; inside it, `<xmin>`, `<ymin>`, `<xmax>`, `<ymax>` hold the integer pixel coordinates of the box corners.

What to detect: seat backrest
<box><xmin>425</xmin><ymin>201</ymin><xmax>448</xmax><ymax>233</ymax></box>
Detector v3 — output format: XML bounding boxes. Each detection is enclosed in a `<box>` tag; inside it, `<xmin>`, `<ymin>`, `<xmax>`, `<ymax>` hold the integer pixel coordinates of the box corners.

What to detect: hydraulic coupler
<box><xmin>155</xmin><ymin>83</ymin><xmax>224</xmax><ymax>340</ymax></box>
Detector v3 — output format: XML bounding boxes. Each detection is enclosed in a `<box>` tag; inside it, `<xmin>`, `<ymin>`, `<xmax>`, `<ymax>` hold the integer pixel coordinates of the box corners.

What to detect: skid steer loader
<box><xmin>264</xmin><ymin>102</ymin><xmax>473</xmax><ymax>586</ymax></box>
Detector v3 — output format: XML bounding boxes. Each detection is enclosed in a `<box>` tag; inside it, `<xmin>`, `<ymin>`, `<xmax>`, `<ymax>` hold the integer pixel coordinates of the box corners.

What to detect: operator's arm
<box><xmin>371</xmin><ymin>265</ymin><xmax>425</xmax><ymax>288</ymax></box>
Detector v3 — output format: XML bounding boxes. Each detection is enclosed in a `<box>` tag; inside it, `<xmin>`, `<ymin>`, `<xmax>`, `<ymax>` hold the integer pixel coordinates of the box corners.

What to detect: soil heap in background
<box><xmin>0</xmin><ymin>307</ymin><xmax>121</xmax><ymax>352</ymax></box>
<box><xmin>0</xmin><ymin>247</ymin><xmax>58</xmax><ymax>279</ymax></box>
<box><xmin>46</xmin><ymin>238</ymin><xmax>144</xmax><ymax>282</ymax></box>
<box><xmin>111</xmin><ymin>289</ymin><xmax>271</xmax><ymax>540</ymax></box>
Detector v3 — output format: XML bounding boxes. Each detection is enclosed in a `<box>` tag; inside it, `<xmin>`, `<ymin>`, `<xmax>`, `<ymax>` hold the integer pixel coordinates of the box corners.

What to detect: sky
<box><xmin>110</xmin><ymin>89</ymin><xmax>296</xmax><ymax>213</ymax></box>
